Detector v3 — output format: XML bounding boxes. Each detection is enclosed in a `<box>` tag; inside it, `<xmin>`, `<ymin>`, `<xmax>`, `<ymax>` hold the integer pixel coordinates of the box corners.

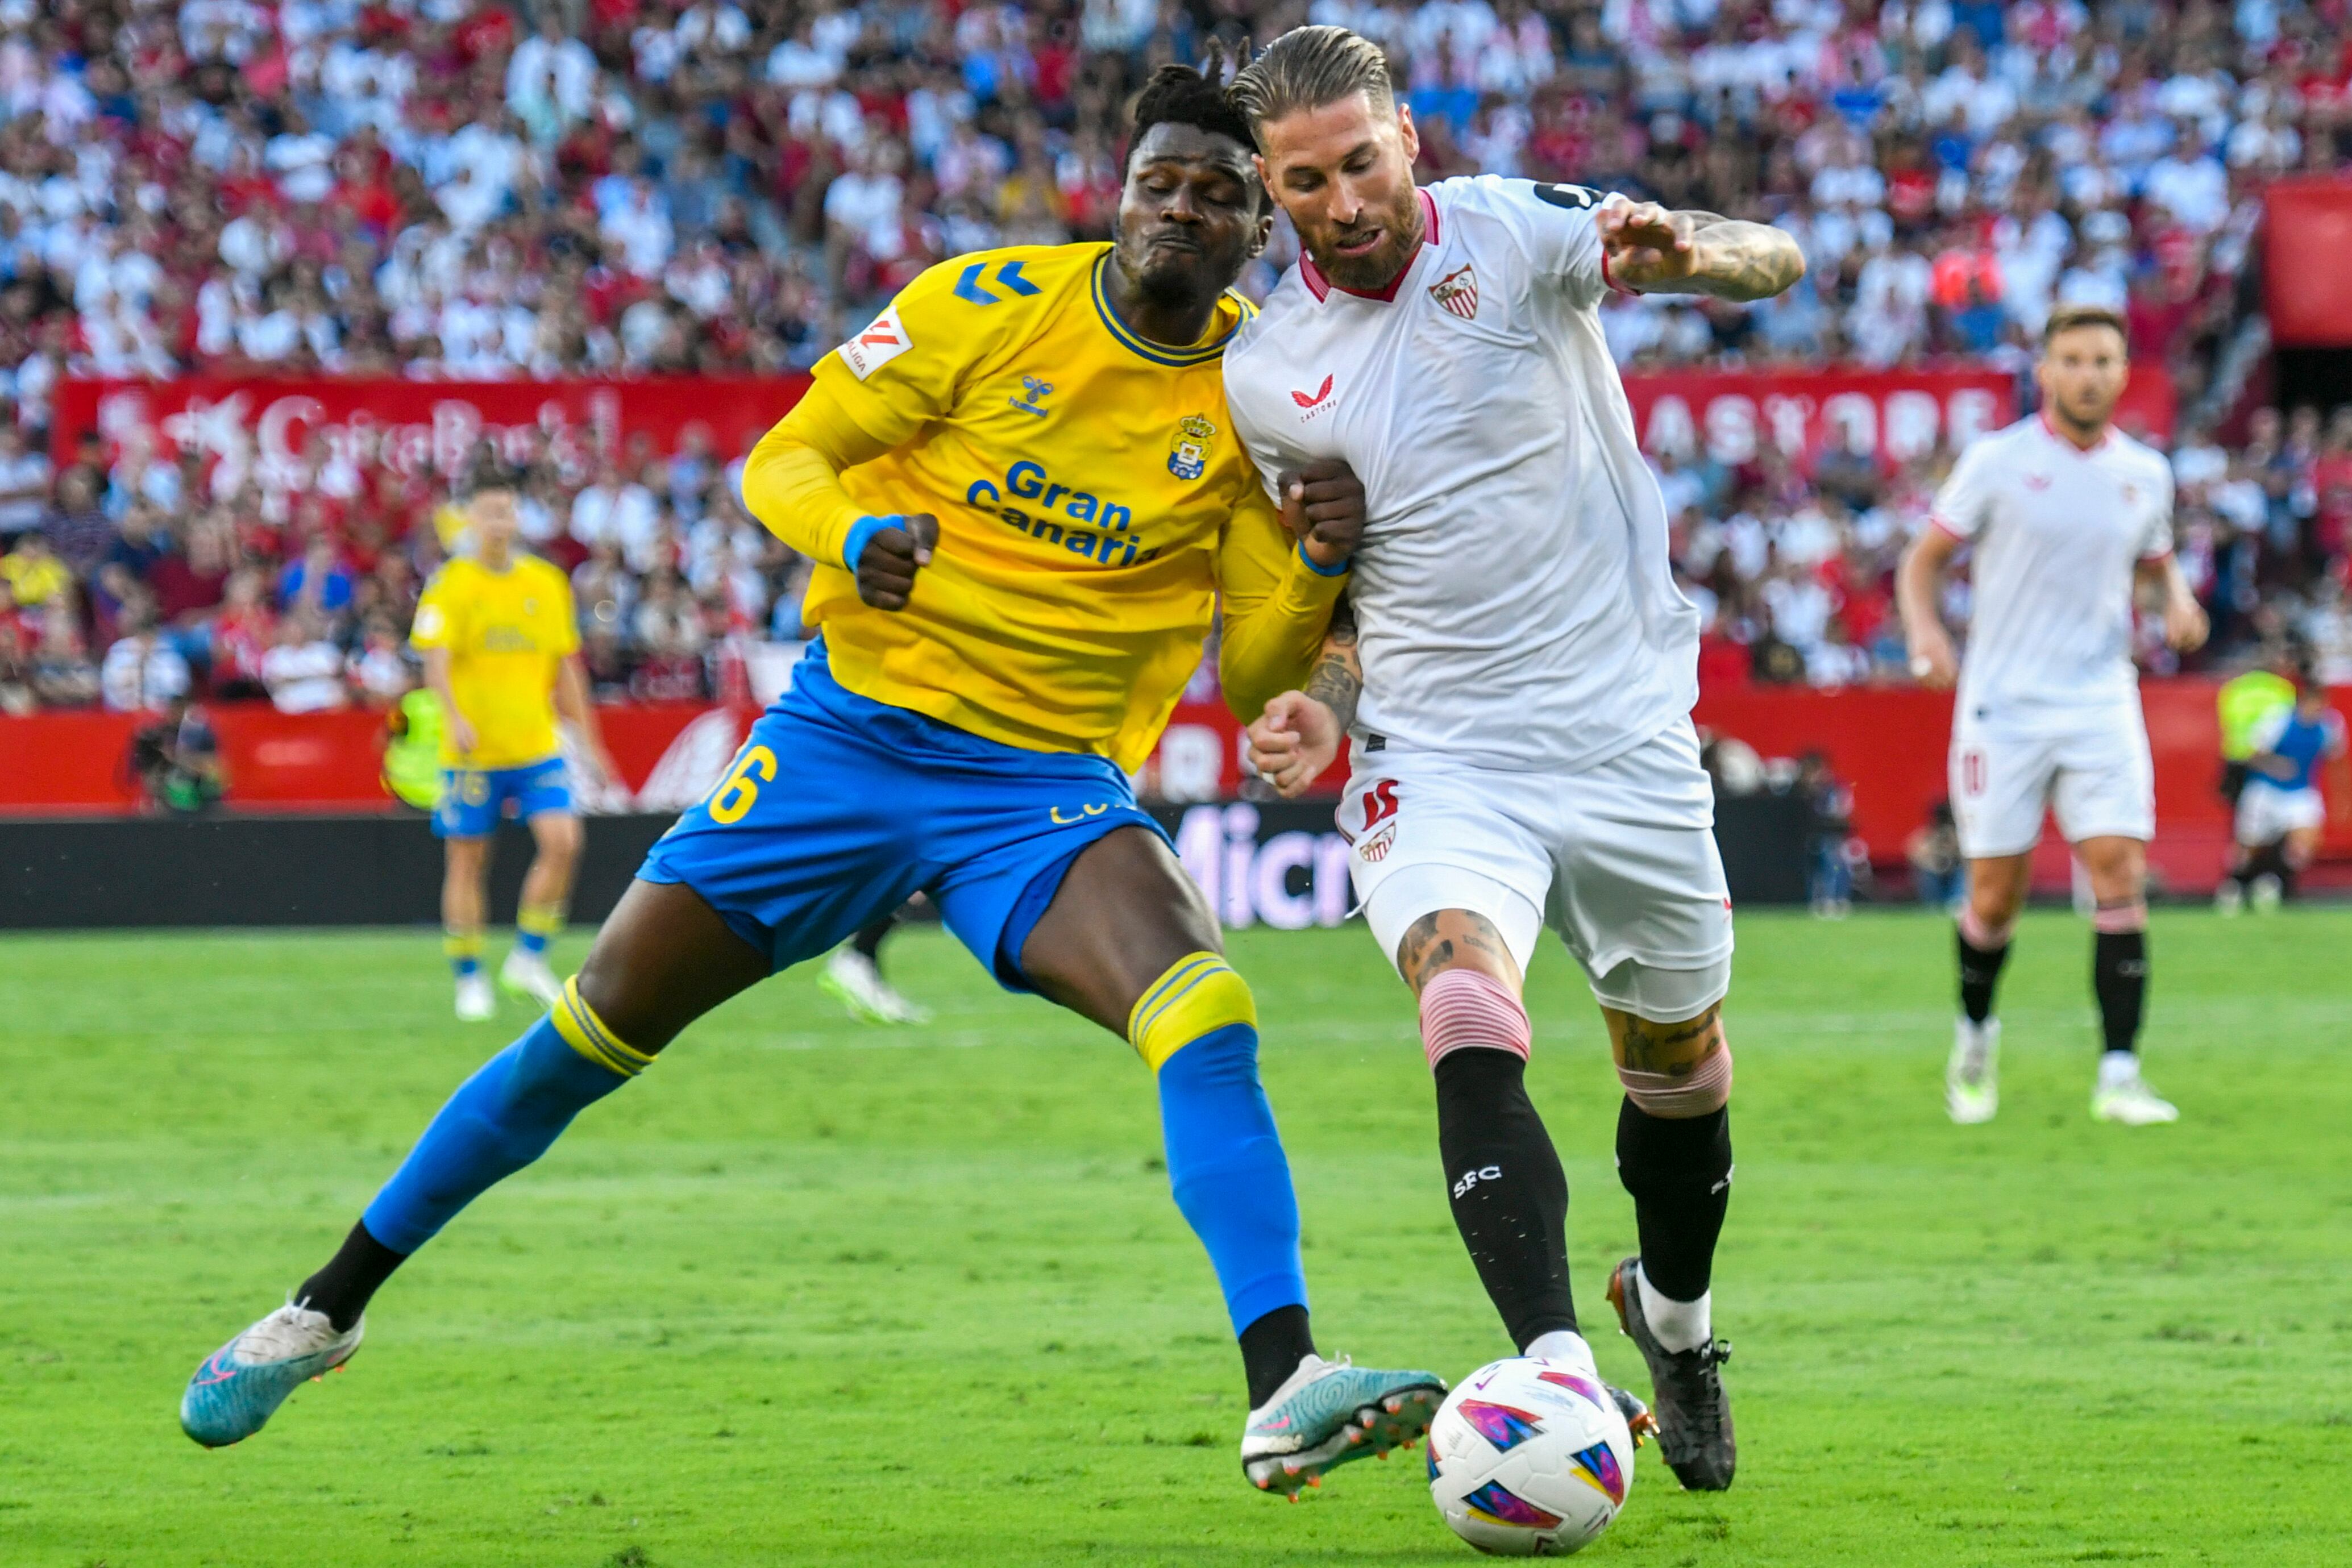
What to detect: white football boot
<box><xmin>454</xmin><ymin>972</ymin><xmax>497</xmax><ymax>1022</ymax></box>
<box><xmin>499</xmin><ymin>949</ymin><xmax>564</xmax><ymax>1009</ymax></box>
<box><xmin>2091</xmin><ymin>1054</ymin><xmax>2179</xmax><ymax>1124</ymax></box>
<box><xmin>1945</xmin><ymin>1016</ymin><xmax>2000</xmax><ymax>1124</ymax></box>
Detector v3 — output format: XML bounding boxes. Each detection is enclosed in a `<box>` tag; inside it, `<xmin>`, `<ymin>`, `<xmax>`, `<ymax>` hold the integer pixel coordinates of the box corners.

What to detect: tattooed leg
<box><xmin>1605</xmin><ymin>1002</ymin><xmax>1734</xmax><ymax>1309</ymax></box>
<box><xmin>1401</xmin><ymin>910</ymin><xmax>1579</xmax><ymax>1347</ymax></box>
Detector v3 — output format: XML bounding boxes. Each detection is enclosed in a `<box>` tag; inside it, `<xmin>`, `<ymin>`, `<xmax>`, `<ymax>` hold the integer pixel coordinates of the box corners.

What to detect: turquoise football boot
<box><xmin>180</xmin><ymin>1301</ymin><xmax>363</xmax><ymax>1447</ymax></box>
<box><xmin>1241</xmin><ymin>1354</ymin><xmax>1447</xmax><ymax>1497</ymax></box>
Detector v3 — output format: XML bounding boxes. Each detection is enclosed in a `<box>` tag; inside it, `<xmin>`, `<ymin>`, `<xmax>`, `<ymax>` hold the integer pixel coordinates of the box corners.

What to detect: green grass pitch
<box><xmin>3</xmin><ymin>909</ymin><xmax>2348</xmax><ymax>1567</ymax></box>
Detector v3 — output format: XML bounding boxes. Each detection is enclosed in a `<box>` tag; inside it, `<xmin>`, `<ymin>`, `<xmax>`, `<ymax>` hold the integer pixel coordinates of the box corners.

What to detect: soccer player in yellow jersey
<box><xmin>410</xmin><ymin>475</ymin><xmax>614</xmax><ymax>1021</ymax></box>
<box><xmin>185</xmin><ymin>64</ymin><xmax>1445</xmax><ymax>1495</ymax></box>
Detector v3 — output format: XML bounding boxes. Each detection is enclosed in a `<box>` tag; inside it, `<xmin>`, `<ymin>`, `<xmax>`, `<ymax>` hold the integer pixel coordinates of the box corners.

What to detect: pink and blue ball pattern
<box><xmin>1569</xmin><ymin>1441</ymin><xmax>1628</xmax><ymax>1505</ymax></box>
<box><xmin>1455</xmin><ymin>1399</ymin><xmax>1546</xmax><ymax>1453</ymax></box>
<box><xmin>1462</xmin><ymin>1479</ymin><xmax>1565</xmax><ymax>1529</ymax></box>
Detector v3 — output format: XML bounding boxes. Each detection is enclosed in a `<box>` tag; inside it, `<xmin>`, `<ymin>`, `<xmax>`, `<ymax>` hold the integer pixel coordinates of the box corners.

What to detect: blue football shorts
<box><xmin>638</xmin><ymin>643</ymin><xmax>1169</xmax><ymax>989</ymax></box>
<box><xmin>433</xmin><ymin>755</ymin><xmax>573</xmax><ymax>839</ymax></box>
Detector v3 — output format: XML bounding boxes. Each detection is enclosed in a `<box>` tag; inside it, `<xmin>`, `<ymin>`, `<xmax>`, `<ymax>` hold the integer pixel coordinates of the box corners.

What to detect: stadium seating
<box><xmin>0</xmin><ymin>0</ymin><xmax>2347</xmax><ymax>720</ymax></box>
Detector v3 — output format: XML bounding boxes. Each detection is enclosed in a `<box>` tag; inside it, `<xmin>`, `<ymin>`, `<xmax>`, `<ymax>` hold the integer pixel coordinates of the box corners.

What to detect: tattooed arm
<box><xmin>1596</xmin><ymin>201</ymin><xmax>1806</xmax><ymax>302</ymax></box>
<box><xmin>1245</xmin><ymin>596</ymin><xmax>1358</xmax><ymax>798</ymax></box>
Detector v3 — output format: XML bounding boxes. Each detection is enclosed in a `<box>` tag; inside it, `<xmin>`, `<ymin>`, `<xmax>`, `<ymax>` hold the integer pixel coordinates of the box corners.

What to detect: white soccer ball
<box><xmin>1426</xmin><ymin>1357</ymin><xmax>1635</xmax><ymax>1556</ymax></box>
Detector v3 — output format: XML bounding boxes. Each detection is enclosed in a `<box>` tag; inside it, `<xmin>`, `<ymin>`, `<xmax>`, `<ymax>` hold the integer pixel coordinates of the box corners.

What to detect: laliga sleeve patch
<box><xmin>836</xmin><ymin>304</ymin><xmax>911</xmax><ymax>380</ymax></box>
<box><xmin>412</xmin><ymin>603</ymin><xmax>446</xmax><ymax>640</ymax></box>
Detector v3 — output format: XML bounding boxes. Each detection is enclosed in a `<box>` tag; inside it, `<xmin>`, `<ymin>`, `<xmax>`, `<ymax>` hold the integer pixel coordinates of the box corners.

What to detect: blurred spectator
<box><xmin>261</xmin><ymin>610</ymin><xmax>350</xmax><ymax>713</ymax></box>
<box><xmin>31</xmin><ymin>616</ymin><xmax>101</xmax><ymax>709</ymax></box>
<box><xmin>102</xmin><ymin>597</ymin><xmax>193</xmax><ymax>713</ymax></box>
<box><xmin>1905</xmin><ymin>800</ymin><xmax>1965</xmax><ymax>909</ymax></box>
<box><xmin>346</xmin><ymin>614</ymin><xmax>413</xmax><ymax>707</ymax></box>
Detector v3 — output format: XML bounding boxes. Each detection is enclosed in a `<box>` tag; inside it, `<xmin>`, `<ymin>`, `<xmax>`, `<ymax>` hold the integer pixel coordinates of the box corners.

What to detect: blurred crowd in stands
<box><xmin>0</xmin><ymin>0</ymin><xmax>2348</xmax><ymax>715</ymax></box>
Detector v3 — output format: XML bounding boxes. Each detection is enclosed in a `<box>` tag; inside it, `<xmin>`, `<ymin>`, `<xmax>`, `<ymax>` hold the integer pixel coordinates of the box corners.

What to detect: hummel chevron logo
<box><xmin>954</xmin><ymin>260</ymin><xmax>1042</xmax><ymax>306</ymax></box>
<box><xmin>1291</xmin><ymin>374</ymin><xmax>1335</xmax><ymax>408</ymax></box>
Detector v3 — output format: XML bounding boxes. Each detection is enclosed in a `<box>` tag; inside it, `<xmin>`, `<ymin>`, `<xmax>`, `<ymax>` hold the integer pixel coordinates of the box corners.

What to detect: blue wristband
<box><xmin>1298</xmin><ymin>538</ymin><xmax>1351</xmax><ymax>577</ymax></box>
<box><xmin>840</xmin><ymin>514</ymin><xmax>899</xmax><ymax>572</ymax></box>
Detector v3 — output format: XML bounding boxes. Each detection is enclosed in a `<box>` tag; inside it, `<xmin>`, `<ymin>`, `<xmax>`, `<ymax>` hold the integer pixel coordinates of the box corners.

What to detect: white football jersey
<box><xmin>1222</xmin><ymin>176</ymin><xmax>1698</xmax><ymax>773</ymax></box>
<box><xmin>1930</xmin><ymin>414</ymin><xmax>2174</xmax><ymax>717</ymax></box>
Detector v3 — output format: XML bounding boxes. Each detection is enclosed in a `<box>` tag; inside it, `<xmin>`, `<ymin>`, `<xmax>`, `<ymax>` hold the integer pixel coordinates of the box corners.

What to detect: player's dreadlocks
<box><xmin>1128</xmin><ymin>44</ymin><xmax>1265</xmax><ymax>211</ymax></box>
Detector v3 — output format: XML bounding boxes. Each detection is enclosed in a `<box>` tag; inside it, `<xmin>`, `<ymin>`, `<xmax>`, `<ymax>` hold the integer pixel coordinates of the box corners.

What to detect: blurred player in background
<box><xmin>821</xmin><ymin>900</ymin><xmax>932</xmax><ymax>1025</ymax></box>
<box><xmin>1229</xmin><ymin>26</ymin><xmax>1805</xmax><ymax>1492</ymax></box>
<box><xmin>411</xmin><ymin>471</ymin><xmax>615</xmax><ymax>1021</ymax></box>
<box><xmin>1898</xmin><ymin>304</ymin><xmax>2208</xmax><ymax>1128</ymax></box>
<box><xmin>182</xmin><ymin>64</ymin><xmax>1445</xmax><ymax>1498</ymax></box>
<box><xmin>2216</xmin><ymin>666</ymin><xmax>2349</xmax><ymax>913</ymax></box>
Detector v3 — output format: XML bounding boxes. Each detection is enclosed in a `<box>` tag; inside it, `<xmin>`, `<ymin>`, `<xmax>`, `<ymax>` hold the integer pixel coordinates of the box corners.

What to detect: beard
<box><xmin>1306</xmin><ymin>187</ymin><xmax>1423</xmax><ymax>291</ymax></box>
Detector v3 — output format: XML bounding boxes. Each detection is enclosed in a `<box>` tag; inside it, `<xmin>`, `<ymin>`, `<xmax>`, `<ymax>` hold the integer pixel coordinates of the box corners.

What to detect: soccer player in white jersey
<box><xmin>1222</xmin><ymin>26</ymin><xmax>1805</xmax><ymax>1492</ymax></box>
<box><xmin>1896</xmin><ymin>303</ymin><xmax>2208</xmax><ymax>1128</ymax></box>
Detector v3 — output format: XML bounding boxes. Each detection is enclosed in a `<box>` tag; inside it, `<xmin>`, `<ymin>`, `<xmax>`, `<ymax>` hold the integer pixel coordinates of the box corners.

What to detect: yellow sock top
<box><xmin>1127</xmin><ymin>952</ymin><xmax>1256</xmax><ymax>1073</ymax></box>
<box><xmin>550</xmin><ymin>976</ymin><xmax>656</xmax><ymax>1078</ymax></box>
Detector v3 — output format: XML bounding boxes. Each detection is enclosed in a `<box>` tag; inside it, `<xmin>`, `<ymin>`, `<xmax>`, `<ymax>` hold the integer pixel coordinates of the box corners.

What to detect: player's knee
<box><xmin>1418</xmin><ymin>968</ymin><xmax>1531</xmax><ymax>1072</ymax></box>
<box><xmin>534</xmin><ymin>813</ymin><xmax>583</xmax><ymax>862</ymax></box>
<box><xmin>2091</xmin><ymin>897</ymin><xmax>2147</xmax><ymax>934</ymax></box>
<box><xmin>1615</xmin><ymin>1012</ymin><xmax>1732</xmax><ymax>1118</ymax></box>
<box><xmin>571</xmin><ymin>955</ymin><xmax>665</xmax><ymax>1057</ymax></box>
<box><xmin>1957</xmin><ymin>902</ymin><xmax>2017</xmax><ymax>949</ymax></box>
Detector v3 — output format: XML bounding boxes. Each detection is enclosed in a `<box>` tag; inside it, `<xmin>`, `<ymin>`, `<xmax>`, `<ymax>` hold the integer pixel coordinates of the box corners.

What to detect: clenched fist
<box><xmin>853</xmin><ymin>513</ymin><xmax>940</xmax><ymax>611</ymax></box>
<box><xmin>1278</xmin><ymin>460</ymin><xmax>1366</xmax><ymax>570</ymax></box>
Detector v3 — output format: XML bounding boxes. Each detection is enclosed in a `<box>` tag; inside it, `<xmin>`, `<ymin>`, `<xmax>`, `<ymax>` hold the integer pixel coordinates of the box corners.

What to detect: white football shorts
<box><xmin>1341</xmin><ymin>719</ymin><xmax>1734</xmax><ymax>1021</ymax></box>
<box><xmin>1948</xmin><ymin>700</ymin><xmax>2155</xmax><ymax>859</ymax></box>
<box><xmin>2234</xmin><ymin>780</ymin><xmax>2325</xmax><ymax>845</ymax></box>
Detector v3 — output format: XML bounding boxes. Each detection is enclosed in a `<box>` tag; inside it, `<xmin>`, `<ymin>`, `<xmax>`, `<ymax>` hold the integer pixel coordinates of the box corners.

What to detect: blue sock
<box><xmin>362</xmin><ymin>1005</ymin><xmax>642</xmax><ymax>1254</ymax></box>
<box><xmin>1154</xmin><ymin>1022</ymin><xmax>1310</xmax><ymax>1334</ymax></box>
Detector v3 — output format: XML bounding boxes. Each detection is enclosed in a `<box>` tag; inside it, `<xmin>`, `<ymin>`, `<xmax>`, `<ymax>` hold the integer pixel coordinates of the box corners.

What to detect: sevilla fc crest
<box><xmin>1428</xmin><ymin>263</ymin><xmax>1478</xmax><ymax>319</ymax></box>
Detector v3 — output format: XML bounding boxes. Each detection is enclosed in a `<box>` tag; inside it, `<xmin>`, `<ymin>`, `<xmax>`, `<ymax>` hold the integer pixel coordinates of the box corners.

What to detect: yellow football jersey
<box><xmin>742</xmin><ymin>242</ymin><xmax>1342</xmax><ymax>772</ymax></box>
<box><xmin>410</xmin><ymin>555</ymin><xmax>579</xmax><ymax>768</ymax></box>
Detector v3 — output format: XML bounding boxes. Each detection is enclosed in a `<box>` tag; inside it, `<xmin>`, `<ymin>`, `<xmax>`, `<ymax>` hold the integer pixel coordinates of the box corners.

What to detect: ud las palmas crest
<box><xmin>1428</xmin><ymin>262</ymin><xmax>1478</xmax><ymax>319</ymax></box>
<box><xmin>1169</xmin><ymin>413</ymin><xmax>1215</xmax><ymax>480</ymax></box>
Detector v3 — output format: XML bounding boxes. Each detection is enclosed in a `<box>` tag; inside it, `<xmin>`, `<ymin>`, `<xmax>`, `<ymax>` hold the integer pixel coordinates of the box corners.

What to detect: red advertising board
<box><xmin>53</xmin><ymin>365</ymin><xmax>2179</xmax><ymax>495</ymax></box>
<box><xmin>0</xmin><ymin>702</ymin><xmax>733</xmax><ymax>816</ymax></box>
<box><xmin>6</xmin><ymin>684</ymin><xmax>2345</xmax><ymax>893</ymax></box>
<box><xmin>2264</xmin><ymin>177</ymin><xmax>2352</xmax><ymax>347</ymax></box>
<box><xmin>49</xmin><ymin>375</ymin><xmax>815</xmax><ymax>483</ymax></box>
<box><xmin>1620</xmin><ymin>366</ymin><xmax>2018</xmax><ymax>467</ymax></box>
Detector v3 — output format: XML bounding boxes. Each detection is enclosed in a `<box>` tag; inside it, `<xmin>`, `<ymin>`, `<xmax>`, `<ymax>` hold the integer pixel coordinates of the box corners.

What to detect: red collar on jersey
<box><xmin>2038</xmin><ymin>409</ymin><xmax>2114</xmax><ymax>454</ymax></box>
<box><xmin>1299</xmin><ymin>188</ymin><xmax>1440</xmax><ymax>303</ymax></box>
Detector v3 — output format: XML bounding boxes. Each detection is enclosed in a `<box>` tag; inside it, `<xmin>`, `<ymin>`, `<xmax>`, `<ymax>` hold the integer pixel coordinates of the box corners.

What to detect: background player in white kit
<box><xmin>1896</xmin><ymin>304</ymin><xmax>2208</xmax><ymax>1128</ymax></box>
<box><xmin>1223</xmin><ymin>26</ymin><xmax>1805</xmax><ymax>1492</ymax></box>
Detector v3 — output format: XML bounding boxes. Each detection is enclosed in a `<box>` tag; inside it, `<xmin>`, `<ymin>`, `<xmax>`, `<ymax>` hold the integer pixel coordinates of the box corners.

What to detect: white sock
<box><xmin>2098</xmin><ymin>1050</ymin><xmax>2139</xmax><ymax>1089</ymax></box>
<box><xmin>1636</xmin><ymin>1267</ymin><xmax>1713</xmax><ymax>1354</ymax></box>
<box><xmin>1523</xmin><ymin>1329</ymin><xmax>1597</xmax><ymax>1376</ymax></box>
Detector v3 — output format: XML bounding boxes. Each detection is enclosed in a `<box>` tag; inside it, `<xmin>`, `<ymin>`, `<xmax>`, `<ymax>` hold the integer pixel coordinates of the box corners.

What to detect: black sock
<box><xmin>297</xmin><ymin>1219</ymin><xmax>409</xmax><ymax>1333</ymax></box>
<box><xmin>1615</xmin><ymin>1101</ymin><xmax>1732</xmax><ymax>1304</ymax></box>
<box><xmin>1434</xmin><ymin>1047</ymin><xmax>1576</xmax><ymax>1347</ymax></box>
<box><xmin>1956</xmin><ymin>925</ymin><xmax>2010</xmax><ymax>1025</ymax></box>
<box><xmin>2092</xmin><ymin>928</ymin><xmax>2147</xmax><ymax>1056</ymax></box>
<box><xmin>1239</xmin><ymin>1304</ymin><xmax>1316</xmax><ymax>1408</ymax></box>
<box><xmin>852</xmin><ymin>917</ymin><xmax>892</xmax><ymax>963</ymax></box>
<box><xmin>2278</xmin><ymin>858</ymin><xmax>2301</xmax><ymax>899</ymax></box>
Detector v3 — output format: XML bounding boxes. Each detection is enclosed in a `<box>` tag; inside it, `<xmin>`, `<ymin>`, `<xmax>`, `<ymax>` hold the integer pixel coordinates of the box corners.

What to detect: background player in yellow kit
<box><xmin>410</xmin><ymin>473</ymin><xmax>614</xmax><ymax>1021</ymax></box>
<box><xmin>185</xmin><ymin>63</ymin><xmax>1446</xmax><ymax>1498</ymax></box>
